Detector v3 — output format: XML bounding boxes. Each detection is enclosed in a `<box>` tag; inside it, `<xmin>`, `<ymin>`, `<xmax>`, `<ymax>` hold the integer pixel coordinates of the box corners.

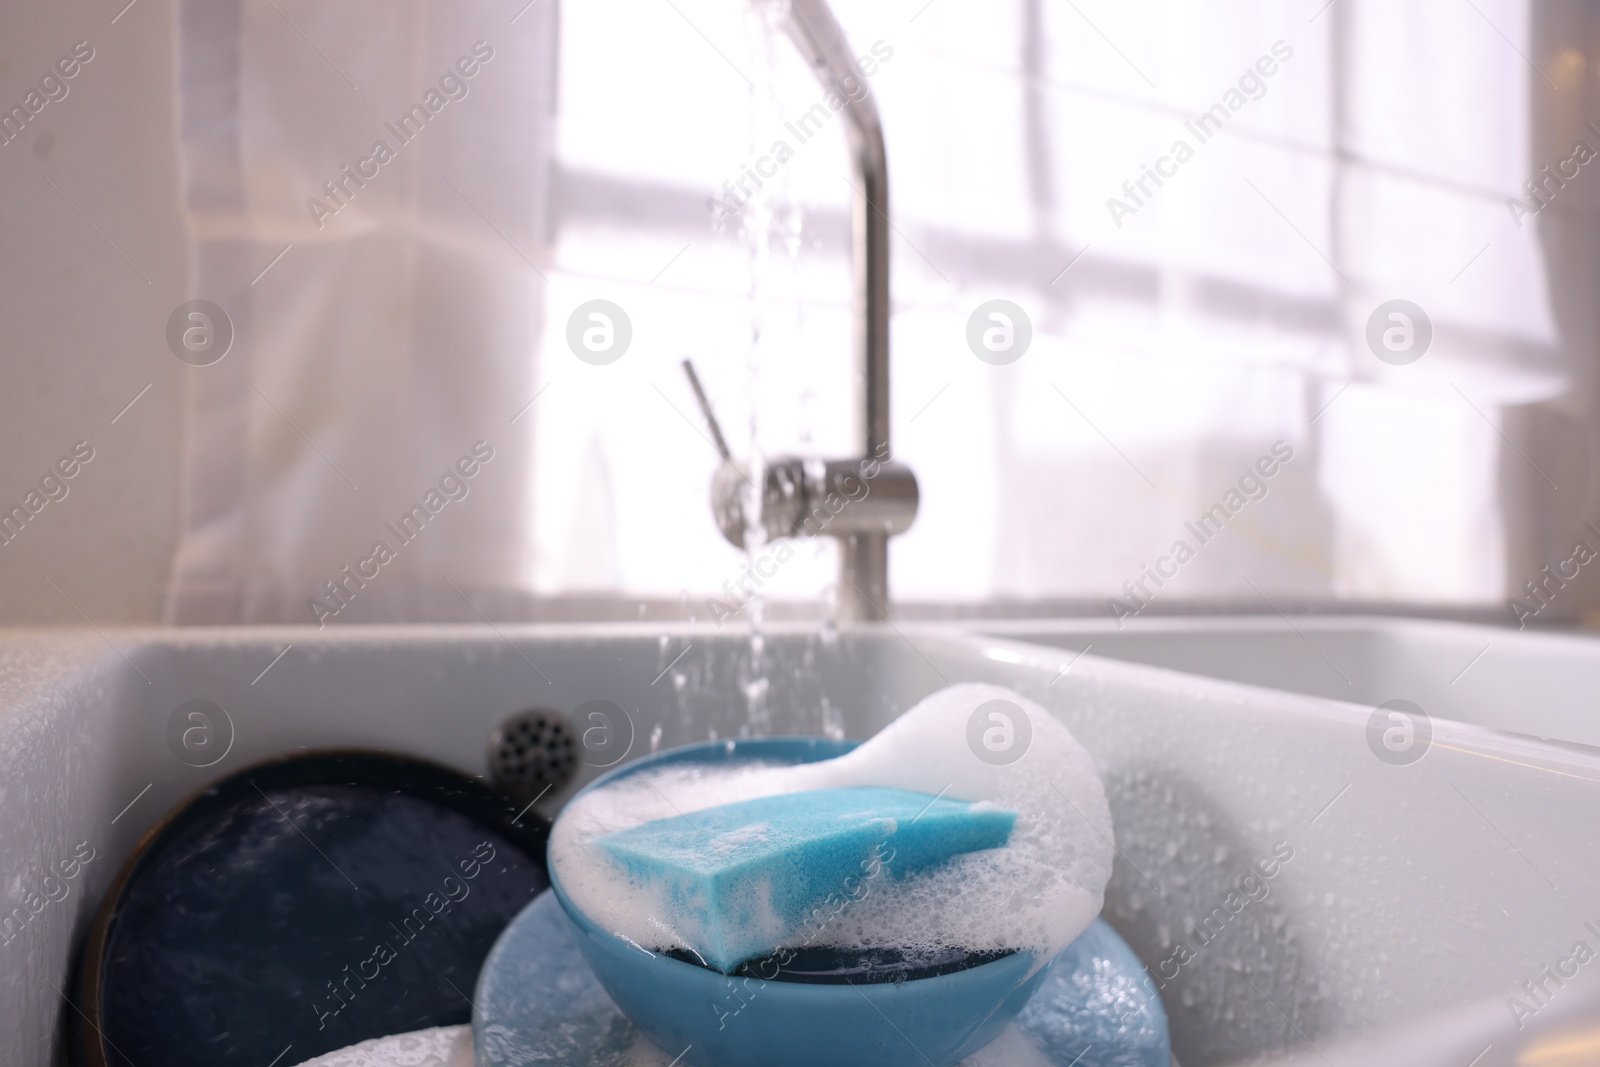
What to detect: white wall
<box><xmin>0</xmin><ymin>0</ymin><xmax>185</xmax><ymax>624</ymax></box>
<box><xmin>2</xmin><ymin>0</ymin><xmax>1597</xmax><ymax>629</ymax></box>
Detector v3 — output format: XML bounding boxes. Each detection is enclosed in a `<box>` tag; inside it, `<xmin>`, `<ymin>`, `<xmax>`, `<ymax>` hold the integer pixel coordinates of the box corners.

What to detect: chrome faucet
<box><xmin>687</xmin><ymin>0</ymin><xmax>919</xmax><ymax>623</ymax></box>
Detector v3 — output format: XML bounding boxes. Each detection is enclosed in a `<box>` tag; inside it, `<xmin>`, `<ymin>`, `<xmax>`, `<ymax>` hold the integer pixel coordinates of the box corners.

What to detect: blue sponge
<box><xmin>595</xmin><ymin>786</ymin><xmax>1015</xmax><ymax>972</ymax></box>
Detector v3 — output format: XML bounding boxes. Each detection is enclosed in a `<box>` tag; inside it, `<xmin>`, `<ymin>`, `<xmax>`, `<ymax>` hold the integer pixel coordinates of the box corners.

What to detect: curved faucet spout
<box><xmin>784</xmin><ymin>0</ymin><xmax>897</xmax><ymax>621</ymax></box>
<box><xmin>783</xmin><ymin>0</ymin><xmax>890</xmax><ymax>462</ymax></box>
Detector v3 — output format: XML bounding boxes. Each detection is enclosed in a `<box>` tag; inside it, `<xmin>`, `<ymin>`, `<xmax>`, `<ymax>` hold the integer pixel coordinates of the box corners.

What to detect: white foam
<box><xmin>548</xmin><ymin>683</ymin><xmax>1113</xmax><ymax>972</ymax></box>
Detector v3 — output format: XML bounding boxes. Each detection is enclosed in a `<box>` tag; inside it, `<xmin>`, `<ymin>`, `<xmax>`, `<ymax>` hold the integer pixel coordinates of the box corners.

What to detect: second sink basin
<box><xmin>975</xmin><ymin>615</ymin><xmax>1600</xmax><ymax>749</ymax></box>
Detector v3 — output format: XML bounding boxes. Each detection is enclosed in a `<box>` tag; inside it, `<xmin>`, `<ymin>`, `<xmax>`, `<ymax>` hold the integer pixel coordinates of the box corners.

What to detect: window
<box><xmin>533</xmin><ymin>0</ymin><xmax>1581</xmax><ymax>617</ymax></box>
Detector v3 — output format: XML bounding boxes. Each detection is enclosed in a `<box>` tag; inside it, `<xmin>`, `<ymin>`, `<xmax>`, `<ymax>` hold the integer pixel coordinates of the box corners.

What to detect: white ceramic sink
<box><xmin>973</xmin><ymin>615</ymin><xmax>1600</xmax><ymax>751</ymax></box>
<box><xmin>2</xmin><ymin>623</ymin><xmax>1597</xmax><ymax>1067</ymax></box>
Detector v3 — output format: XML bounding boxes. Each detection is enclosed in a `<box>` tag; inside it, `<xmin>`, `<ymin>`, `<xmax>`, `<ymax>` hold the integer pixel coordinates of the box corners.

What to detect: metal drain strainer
<box><xmin>489</xmin><ymin>708</ymin><xmax>578</xmax><ymax>800</ymax></box>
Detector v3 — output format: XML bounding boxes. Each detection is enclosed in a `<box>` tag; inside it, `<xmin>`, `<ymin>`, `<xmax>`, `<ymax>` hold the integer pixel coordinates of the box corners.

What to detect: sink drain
<box><xmin>489</xmin><ymin>709</ymin><xmax>578</xmax><ymax>801</ymax></box>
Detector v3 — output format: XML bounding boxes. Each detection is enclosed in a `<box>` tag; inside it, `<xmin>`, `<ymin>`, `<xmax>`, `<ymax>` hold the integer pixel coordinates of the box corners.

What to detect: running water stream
<box><xmin>734</xmin><ymin>0</ymin><xmax>804</xmax><ymax>737</ymax></box>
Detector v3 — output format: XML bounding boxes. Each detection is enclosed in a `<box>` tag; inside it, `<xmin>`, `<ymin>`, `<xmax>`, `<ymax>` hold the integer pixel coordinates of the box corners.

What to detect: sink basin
<box><xmin>973</xmin><ymin>615</ymin><xmax>1600</xmax><ymax>750</ymax></box>
<box><xmin>2</xmin><ymin>622</ymin><xmax>1597</xmax><ymax>1067</ymax></box>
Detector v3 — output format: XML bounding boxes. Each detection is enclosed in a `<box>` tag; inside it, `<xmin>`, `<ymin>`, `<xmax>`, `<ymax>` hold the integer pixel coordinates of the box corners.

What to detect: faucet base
<box><xmin>839</xmin><ymin>533</ymin><xmax>888</xmax><ymax>621</ymax></box>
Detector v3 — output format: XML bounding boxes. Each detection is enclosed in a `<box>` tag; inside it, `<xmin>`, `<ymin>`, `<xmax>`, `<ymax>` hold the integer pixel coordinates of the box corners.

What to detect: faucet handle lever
<box><xmin>680</xmin><ymin>359</ymin><xmax>733</xmax><ymax>463</ymax></box>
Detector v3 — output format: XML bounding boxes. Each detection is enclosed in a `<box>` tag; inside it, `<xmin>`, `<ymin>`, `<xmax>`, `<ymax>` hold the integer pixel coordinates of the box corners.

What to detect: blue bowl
<box><xmin>547</xmin><ymin>737</ymin><xmax>1057</xmax><ymax>1067</ymax></box>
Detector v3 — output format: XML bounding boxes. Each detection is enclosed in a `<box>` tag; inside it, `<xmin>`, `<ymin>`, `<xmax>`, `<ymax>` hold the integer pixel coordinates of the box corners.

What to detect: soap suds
<box><xmin>549</xmin><ymin>683</ymin><xmax>1113</xmax><ymax>974</ymax></box>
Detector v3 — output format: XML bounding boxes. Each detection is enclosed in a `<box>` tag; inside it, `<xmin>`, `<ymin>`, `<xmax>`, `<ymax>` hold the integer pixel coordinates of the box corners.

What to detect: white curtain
<box><xmin>167</xmin><ymin>0</ymin><xmax>1588</xmax><ymax>621</ymax></box>
<box><xmin>533</xmin><ymin>0</ymin><xmax>1577</xmax><ymax>613</ymax></box>
<box><xmin>167</xmin><ymin>0</ymin><xmax>555</xmax><ymax>624</ymax></box>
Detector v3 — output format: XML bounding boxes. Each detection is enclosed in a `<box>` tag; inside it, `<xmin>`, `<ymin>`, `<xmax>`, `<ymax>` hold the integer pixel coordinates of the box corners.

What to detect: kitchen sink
<box><xmin>974</xmin><ymin>615</ymin><xmax>1600</xmax><ymax>751</ymax></box>
<box><xmin>2</xmin><ymin>622</ymin><xmax>1597</xmax><ymax>1066</ymax></box>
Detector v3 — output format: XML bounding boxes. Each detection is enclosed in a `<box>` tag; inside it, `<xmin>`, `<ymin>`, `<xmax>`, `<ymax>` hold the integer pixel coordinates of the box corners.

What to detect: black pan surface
<box><xmin>73</xmin><ymin>751</ymin><xmax>550</xmax><ymax>1067</ymax></box>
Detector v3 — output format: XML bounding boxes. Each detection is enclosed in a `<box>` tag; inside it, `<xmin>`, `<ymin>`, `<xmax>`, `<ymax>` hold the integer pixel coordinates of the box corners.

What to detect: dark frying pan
<box><xmin>69</xmin><ymin>750</ymin><xmax>551</xmax><ymax>1067</ymax></box>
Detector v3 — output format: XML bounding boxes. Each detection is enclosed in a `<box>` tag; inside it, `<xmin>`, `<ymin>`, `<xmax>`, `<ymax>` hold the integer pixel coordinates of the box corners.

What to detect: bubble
<box><xmin>550</xmin><ymin>684</ymin><xmax>1112</xmax><ymax>975</ymax></box>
